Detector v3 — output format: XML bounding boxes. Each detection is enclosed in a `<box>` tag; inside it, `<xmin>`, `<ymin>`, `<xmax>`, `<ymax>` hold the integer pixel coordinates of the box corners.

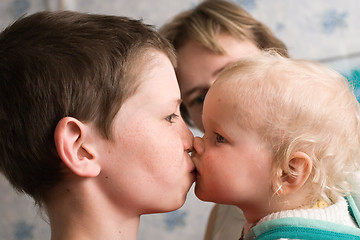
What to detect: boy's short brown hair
<box><xmin>0</xmin><ymin>11</ymin><xmax>175</xmax><ymax>205</ymax></box>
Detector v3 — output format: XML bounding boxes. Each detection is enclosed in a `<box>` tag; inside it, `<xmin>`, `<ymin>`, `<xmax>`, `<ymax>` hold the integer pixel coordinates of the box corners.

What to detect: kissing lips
<box><xmin>191</xmin><ymin>165</ymin><xmax>199</xmax><ymax>182</ymax></box>
<box><xmin>190</xmin><ymin>166</ymin><xmax>198</xmax><ymax>181</ymax></box>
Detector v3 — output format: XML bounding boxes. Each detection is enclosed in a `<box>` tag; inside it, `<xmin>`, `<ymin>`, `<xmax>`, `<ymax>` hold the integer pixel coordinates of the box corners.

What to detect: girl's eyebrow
<box><xmin>206</xmin><ymin>116</ymin><xmax>232</xmax><ymax>141</ymax></box>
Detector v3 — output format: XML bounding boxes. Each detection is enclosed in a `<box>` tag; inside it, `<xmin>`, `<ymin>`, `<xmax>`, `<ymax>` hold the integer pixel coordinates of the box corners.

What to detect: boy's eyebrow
<box><xmin>166</xmin><ymin>99</ymin><xmax>182</xmax><ymax>109</ymax></box>
<box><xmin>176</xmin><ymin>99</ymin><xmax>183</xmax><ymax>109</ymax></box>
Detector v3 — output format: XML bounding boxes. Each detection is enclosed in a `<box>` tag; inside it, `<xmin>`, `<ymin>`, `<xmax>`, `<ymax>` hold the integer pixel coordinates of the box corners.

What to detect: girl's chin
<box><xmin>194</xmin><ymin>184</ymin><xmax>212</xmax><ymax>202</ymax></box>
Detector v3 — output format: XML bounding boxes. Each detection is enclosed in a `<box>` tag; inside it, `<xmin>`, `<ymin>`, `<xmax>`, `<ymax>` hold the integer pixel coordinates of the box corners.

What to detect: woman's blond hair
<box><xmin>160</xmin><ymin>0</ymin><xmax>288</xmax><ymax>56</ymax></box>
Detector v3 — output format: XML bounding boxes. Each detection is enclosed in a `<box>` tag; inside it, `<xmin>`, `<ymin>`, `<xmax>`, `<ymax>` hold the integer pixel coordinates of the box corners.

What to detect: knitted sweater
<box><xmin>241</xmin><ymin>197</ymin><xmax>358</xmax><ymax>240</ymax></box>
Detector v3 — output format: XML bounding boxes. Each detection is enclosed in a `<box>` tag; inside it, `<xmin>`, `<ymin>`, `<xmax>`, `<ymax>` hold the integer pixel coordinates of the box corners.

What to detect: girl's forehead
<box><xmin>205</xmin><ymin>84</ymin><xmax>237</xmax><ymax>117</ymax></box>
<box><xmin>209</xmin><ymin>77</ymin><xmax>236</xmax><ymax>99</ymax></box>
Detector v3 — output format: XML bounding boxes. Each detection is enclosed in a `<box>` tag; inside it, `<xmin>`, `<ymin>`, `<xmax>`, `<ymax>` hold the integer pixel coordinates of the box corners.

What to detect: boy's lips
<box><xmin>189</xmin><ymin>164</ymin><xmax>198</xmax><ymax>181</ymax></box>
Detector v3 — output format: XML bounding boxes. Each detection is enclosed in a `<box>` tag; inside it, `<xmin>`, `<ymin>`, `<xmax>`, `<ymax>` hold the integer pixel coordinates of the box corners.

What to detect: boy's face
<box><xmin>95</xmin><ymin>50</ymin><xmax>195</xmax><ymax>214</ymax></box>
<box><xmin>191</xmin><ymin>82</ymin><xmax>274</xmax><ymax>211</ymax></box>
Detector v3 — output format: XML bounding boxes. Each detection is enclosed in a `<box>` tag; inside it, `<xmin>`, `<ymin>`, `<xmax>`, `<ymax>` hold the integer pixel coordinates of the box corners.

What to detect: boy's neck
<box><xmin>46</xmin><ymin>178</ymin><xmax>141</xmax><ymax>240</ymax></box>
<box><xmin>49</xmin><ymin>216</ymin><xmax>140</xmax><ymax>240</ymax></box>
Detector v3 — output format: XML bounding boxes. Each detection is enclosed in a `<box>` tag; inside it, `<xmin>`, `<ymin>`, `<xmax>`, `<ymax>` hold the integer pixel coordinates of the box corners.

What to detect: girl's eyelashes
<box><xmin>216</xmin><ymin>133</ymin><xmax>227</xmax><ymax>143</ymax></box>
<box><xmin>165</xmin><ymin>113</ymin><xmax>179</xmax><ymax>123</ymax></box>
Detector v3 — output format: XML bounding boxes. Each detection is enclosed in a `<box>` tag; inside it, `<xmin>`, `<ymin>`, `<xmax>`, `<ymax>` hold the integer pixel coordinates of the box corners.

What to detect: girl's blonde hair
<box><xmin>216</xmin><ymin>52</ymin><xmax>360</xmax><ymax>204</ymax></box>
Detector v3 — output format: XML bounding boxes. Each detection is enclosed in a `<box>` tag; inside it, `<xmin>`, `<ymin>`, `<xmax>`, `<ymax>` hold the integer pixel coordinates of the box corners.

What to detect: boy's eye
<box><xmin>165</xmin><ymin>113</ymin><xmax>179</xmax><ymax>123</ymax></box>
<box><xmin>216</xmin><ymin>133</ymin><xmax>227</xmax><ymax>143</ymax></box>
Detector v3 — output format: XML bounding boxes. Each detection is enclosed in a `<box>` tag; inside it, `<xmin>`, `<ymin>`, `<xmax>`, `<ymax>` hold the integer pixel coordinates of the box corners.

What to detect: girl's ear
<box><xmin>54</xmin><ymin>117</ymin><xmax>101</xmax><ymax>177</ymax></box>
<box><xmin>274</xmin><ymin>151</ymin><xmax>313</xmax><ymax>195</ymax></box>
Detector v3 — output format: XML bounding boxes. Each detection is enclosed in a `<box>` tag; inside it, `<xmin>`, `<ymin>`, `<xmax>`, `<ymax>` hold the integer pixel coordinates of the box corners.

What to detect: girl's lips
<box><xmin>190</xmin><ymin>157</ymin><xmax>198</xmax><ymax>173</ymax></box>
<box><xmin>190</xmin><ymin>153</ymin><xmax>200</xmax><ymax>178</ymax></box>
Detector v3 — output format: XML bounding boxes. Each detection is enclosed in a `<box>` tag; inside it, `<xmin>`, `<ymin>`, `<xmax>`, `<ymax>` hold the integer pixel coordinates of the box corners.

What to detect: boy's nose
<box><xmin>193</xmin><ymin>136</ymin><xmax>204</xmax><ymax>155</ymax></box>
<box><xmin>180</xmin><ymin>119</ymin><xmax>194</xmax><ymax>152</ymax></box>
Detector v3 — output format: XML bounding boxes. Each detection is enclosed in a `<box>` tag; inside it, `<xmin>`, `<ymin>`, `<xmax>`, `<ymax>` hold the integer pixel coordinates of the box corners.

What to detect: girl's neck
<box><xmin>242</xmin><ymin>190</ymin><xmax>315</xmax><ymax>226</ymax></box>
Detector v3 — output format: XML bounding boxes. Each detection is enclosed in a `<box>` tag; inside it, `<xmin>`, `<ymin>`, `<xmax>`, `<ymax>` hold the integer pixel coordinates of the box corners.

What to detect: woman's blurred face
<box><xmin>176</xmin><ymin>34</ymin><xmax>261</xmax><ymax>131</ymax></box>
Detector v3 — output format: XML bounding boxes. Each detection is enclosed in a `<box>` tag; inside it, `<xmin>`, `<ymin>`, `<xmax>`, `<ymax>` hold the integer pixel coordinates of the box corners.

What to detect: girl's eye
<box><xmin>216</xmin><ymin>133</ymin><xmax>227</xmax><ymax>143</ymax></box>
<box><xmin>165</xmin><ymin>113</ymin><xmax>179</xmax><ymax>124</ymax></box>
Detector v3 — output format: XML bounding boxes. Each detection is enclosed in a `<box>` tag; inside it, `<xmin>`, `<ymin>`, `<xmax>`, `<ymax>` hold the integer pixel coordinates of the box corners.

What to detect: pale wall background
<box><xmin>0</xmin><ymin>0</ymin><xmax>360</xmax><ymax>239</ymax></box>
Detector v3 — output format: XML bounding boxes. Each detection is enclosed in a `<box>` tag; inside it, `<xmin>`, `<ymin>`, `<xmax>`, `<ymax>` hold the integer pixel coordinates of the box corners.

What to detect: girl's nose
<box><xmin>193</xmin><ymin>136</ymin><xmax>204</xmax><ymax>155</ymax></box>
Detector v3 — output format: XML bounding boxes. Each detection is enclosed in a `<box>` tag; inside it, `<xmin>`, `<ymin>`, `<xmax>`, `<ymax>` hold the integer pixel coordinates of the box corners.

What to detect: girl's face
<box><xmin>191</xmin><ymin>83</ymin><xmax>274</xmax><ymax>220</ymax></box>
<box><xmin>96</xmin><ymin>50</ymin><xmax>195</xmax><ymax>214</ymax></box>
<box><xmin>176</xmin><ymin>34</ymin><xmax>261</xmax><ymax>131</ymax></box>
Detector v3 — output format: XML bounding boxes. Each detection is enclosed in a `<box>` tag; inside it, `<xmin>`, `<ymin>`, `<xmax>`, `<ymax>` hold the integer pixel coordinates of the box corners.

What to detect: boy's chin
<box><xmin>142</xmin><ymin>203</ymin><xmax>186</xmax><ymax>215</ymax></box>
<box><xmin>141</xmin><ymin>195</ymin><xmax>188</xmax><ymax>215</ymax></box>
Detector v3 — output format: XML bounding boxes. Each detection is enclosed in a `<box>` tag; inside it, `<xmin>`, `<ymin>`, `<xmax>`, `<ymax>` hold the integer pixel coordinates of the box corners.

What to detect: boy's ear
<box><xmin>54</xmin><ymin>117</ymin><xmax>101</xmax><ymax>177</ymax></box>
<box><xmin>275</xmin><ymin>151</ymin><xmax>313</xmax><ymax>195</ymax></box>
